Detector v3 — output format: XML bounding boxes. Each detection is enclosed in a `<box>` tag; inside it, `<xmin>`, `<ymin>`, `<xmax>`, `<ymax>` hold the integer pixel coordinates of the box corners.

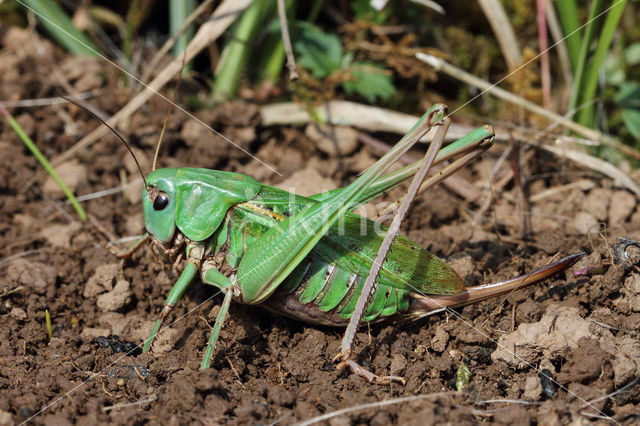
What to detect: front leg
<box><xmin>199</xmin><ymin>263</ymin><xmax>236</xmax><ymax>369</ymax></box>
<box><xmin>143</xmin><ymin>243</ymin><xmax>203</xmax><ymax>352</ymax></box>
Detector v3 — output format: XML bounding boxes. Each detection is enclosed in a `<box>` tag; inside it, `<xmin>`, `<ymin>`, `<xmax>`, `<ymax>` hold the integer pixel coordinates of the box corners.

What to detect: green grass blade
<box><xmin>554</xmin><ymin>0</ymin><xmax>581</xmax><ymax>71</ymax></box>
<box><xmin>257</xmin><ymin>0</ymin><xmax>298</xmax><ymax>84</ymax></box>
<box><xmin>170</xmin><ymin>0</ymin><xmax>196</xmax><ymax>60</ymax></box>
<box><xmin>45</xmin><ymin>309</ymin><xmax>53</xmax><ymax>340</ymax></box>
<box><xmin>576</xmin><ymin>0</ymin><xmax>628</xmax><ymax>128</ymax></box>
<box><xmin>567</xmin><ymin>0</ymin><xmax>604</xmax><ymax>118</ymax></box>
<box><xmin>0</xmin><ymin>106</ymin><xmax>87</xmax><ymax>221</ymax></box>
<box><xmin>21</xmin><ymin>0</ymin><xmax>99</xmax><ymax>56</ymax></box>
<box><xmin>307</xmin><ymin>0</ymin><xmax>324</xmax><ymax>22</ymax></box>
<box><xmin>259</xmin><ymin>32</ymin><xmax>287</xmax><ymax>84</ymax></box>
<box><xmin>123</xmin><ymin>0</ymin><xmax>141</xmax><ymax>71</ymax></box>
<box><xmin>213</xmin><ymin>0</ymin><xmax>273</xmax><ymax>101</ymax></box>
<box><xmin>122</xmin><ymin>0</ymin><xmax>142</xmax><ymax>87</ymax></box>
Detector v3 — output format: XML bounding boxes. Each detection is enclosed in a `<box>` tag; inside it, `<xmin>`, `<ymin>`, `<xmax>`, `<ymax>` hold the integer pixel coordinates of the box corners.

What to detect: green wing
<box><xmin>243</xmin><ymin>186</ymin><xmax>463</xmax><ymax>296</ymax></box>
<box><xmin>316</xmin><ymin>212</ymin><xmax>463</xmax><ymax>295</ymax></box>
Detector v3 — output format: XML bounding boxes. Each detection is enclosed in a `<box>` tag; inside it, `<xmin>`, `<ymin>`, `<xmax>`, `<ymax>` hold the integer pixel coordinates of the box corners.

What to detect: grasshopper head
<box><xmin>143</xmin><ymin>168</ymin><xmax>179</xmax><ymax>243</ymax></box>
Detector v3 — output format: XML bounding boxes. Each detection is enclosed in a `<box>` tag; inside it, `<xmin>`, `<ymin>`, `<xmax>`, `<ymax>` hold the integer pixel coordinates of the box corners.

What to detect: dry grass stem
<box><xmin>477</xmin><ymin>0</ymin><xmax>521</xmax><ymax>69</ymax></box>
<box><xmin>417</xmin><ymin>53</ymin><xmax>640</xmax><ymax>162</ymax></box>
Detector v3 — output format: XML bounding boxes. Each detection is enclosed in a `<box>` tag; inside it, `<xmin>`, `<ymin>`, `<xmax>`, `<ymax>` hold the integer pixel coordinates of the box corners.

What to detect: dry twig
<box><xmin>477</xmin><ymin>0</ymin><xmax>522</xmax><ymax>70</ymax></box>
<box><xmin>277</xmin><ymin>0</ymin><xmax>298</xmax><ymax>81</ymax></box>
<box><xmin>417</xmin><ymin>53</ymin><xmax>640</xmax><ymax>162</ymax></box>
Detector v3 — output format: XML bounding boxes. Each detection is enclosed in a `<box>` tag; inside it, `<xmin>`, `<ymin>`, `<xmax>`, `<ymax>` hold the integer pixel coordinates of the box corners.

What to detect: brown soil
<box><xmin>1</xmin><ymin>29</ymin><xmax>640</xmax><ymax>425</ymax></box>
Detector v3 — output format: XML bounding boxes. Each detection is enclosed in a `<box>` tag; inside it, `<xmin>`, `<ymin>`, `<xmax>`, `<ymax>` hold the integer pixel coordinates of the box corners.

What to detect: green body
<box><xmin>139</xmin><ymin>106</ymin><xmax>495</xmax><ymax>368</ymax></box>
<box><xmin>144</xmin><ymin>166</ymin><xmax>462</xmax><ymax>324</ymax></box>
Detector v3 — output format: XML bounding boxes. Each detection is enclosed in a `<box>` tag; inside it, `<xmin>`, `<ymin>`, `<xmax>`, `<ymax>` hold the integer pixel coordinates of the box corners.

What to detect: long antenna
<box><xmin>62</xmin><ymin>95</ymin><xmax>148</xmax><ymax>189</ymax></box>
<box><xmin>152</xmin><ymin>52</ymin><xmax>186</xmax><ymax>171</ymax></box>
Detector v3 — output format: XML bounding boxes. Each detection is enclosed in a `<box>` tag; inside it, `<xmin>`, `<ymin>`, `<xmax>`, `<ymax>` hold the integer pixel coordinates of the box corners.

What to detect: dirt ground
<box><xmin>1</xmin><ymin>28</ymin><xmax>640</xmax><ymax>425</ymax></box>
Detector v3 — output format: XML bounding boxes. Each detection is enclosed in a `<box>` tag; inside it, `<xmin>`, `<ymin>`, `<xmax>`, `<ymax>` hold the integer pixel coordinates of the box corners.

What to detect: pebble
<box><xmin>623</xmin><ymin>274</ymin><xmax>640</xmax><ymax>312</ymax></box>
<box><xmin>0</xmin><ymin>409</ymin><xmax>13</xmax><ymax>426</ymax></box>
<box><xmin>130</xmin><ymin>320</ymin><xmax>179</xmax><ymax>354</ymax></box>
<box><xmin>84</xmin><ymin>263</ymin><xmax>120</xmax><ymax>298</ymax></box>
<box><xmin>42</xmin><ymin>160</ymin><xmax>86</xmax><ymax>196</ymax></box>
<box><xmin>6</xmin><ymin>259</ymin><xmax>56</xmax><ymax>295</ymax></box>
<box><xmin>81</xmin><ymin>327</ymin><xmax>111</xmax><ymax>339</ymax></box>
<box><xmin>523</xmin><ymin>375</ymin><xmax>542</xmax><ymax>400</ymax></box>
<box><xmin>96</xmin><ymin>280</ymin><xmax>131</xmax><ymax>312</ymax></box>
<box><xmin>10</xmin><ymin>307</ymin><xmax>27</xmax><ymax>321</ymax></box>
<box><xmin>538</xmin><ymin>369</ymin><xmax>557</xmax><ymax>398</ymax></box>
<box><xmin>95</xmin><ymin>335</ymin><xmax>141</xmax><ymax>355</ymax></box>
<box><xmin>16</xmin><ymin>113</ymin><xmax>36</xmax><ymax>138</ymax></box>
<box><xmin>390</xmin><ymin>354</ymin><xmax>407</xmax><ymax>376</ymax></box>
<box><xmin>571</xmin><ymin>211</ymin><xmax>599</xmax><ymax>235</ymax></box>
<box><xmin>447</xmin><ymin>253</ymin><xmax>476</xmax><ymax>284</ymax></box>
<box><xmin>125</xmin><ymin>213</ymin><xmax>144</xmax><ymax>236</ymax></box>
<box><xmin>583</xmin><ymin>188</ymin><xmax>610</xmax><ymax>221</ymax></box>
<box><xmin>277</xmin><ymin>168</ymin><xmax>336</xmax><ymax>197</ymax></box>
<box><xmin>305</xmin><ymin>123</ymin><xmax>359</xmax><ymax>156</ymax></box>
<box><xmin>40</xmin><ymin>222</ymin><xmax>81</xmax><ymax>248</ymax></box>
<box><xmin>609</xmin><ymin>190</ymin><xmax>636</xmax><ymax>226</ymax></box>
<box><xmin>430</xmin><ymin>326</ymin><xmax>449</xmax><ymax>353</ymax></box>
<box><xmin>98</xmin><ymin>313</ymin><xmax>131</xmax><ymax>336</ymax></box>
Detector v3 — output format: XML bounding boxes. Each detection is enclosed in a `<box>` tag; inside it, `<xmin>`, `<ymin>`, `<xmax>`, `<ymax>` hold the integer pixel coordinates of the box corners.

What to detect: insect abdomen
<box><xmin>264</xmin><ymin>254</ymin><xmax>411</xmax><ymax>326</ymax></box>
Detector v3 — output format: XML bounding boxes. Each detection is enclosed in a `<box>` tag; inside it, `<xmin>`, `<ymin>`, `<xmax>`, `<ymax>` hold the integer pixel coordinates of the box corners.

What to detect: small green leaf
<box><xmin>614</xmin><ymin>82</ymin><xmax>640</xmax><ymax>109</ymax></box>
<box><xmin>294</xmin><ymin>22</ymin><xmax>342</xmax><ymax>78</ymax></box>
<box><xmin>342</xmin><ymin>62</ymin><xmax>396</xmax><ymax>103</ymax></box>
<box><xmin>622</xmin><ymin>108</ymin><xmax>640</xmax><ymax>140</ymax></box>
<box><xmin>456</xmin><ymin>362</ymin><xmax>471</xmax><ymax>392</ymax></box>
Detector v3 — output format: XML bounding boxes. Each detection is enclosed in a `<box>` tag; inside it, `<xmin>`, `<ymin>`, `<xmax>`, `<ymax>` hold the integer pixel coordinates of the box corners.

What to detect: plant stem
<box><xmin>554</xmin><ymin>0</ymin><xmax>581</xmax><ymax>70</ymax></box>
<box><xmin>259</xmin><ymin>0</ymin><xmax>297</xmax><ymax>84</ymax></box>
<box><xmin>45</xmin><ymin>310</ymin><xmax>53</xmax><ymax>340</ymax></box>
<box><xmin>170</xmin><ymin>0</ymin><xmax>196</xmax><ymax>74</ymax></box>
<box><xmin>277</xmin><ymin>0</ymin><xmax>298</xmax><ymax>81</ymax></box>
<box><xmin>213</xmin><ymin>0</ymin><xmax>272</xmax><ymax>101</ymax></box>
<box><xmin>537</xmin><ymin>0</ymin><xmax>551</xmax><ymax>109</ymax></box>
<box><xmin>477</xmin><ymin>0</ymin><xmax>521</xmax><ymax>70</ymax></box>
<box><xmin>307</xmin><ymin>0</ymin><xmax>324</xmax><ymax>22</ymax></box>
<box><xmin>21</xmin><ymin>0</ymin><xmax>99</xmax><ymax>56</ymax></box>
<box><xmin>544</xmin><ymin>0</ymin><xmax>573</xmax><ymax>90</ymax></box>
<box><xmin>576</xmin><ymin>0</ymin><xmax>627</xmax><ymax>128</ymax></box>
<box><xmin>0</xmin><ymin>106</ymin><xmax>87</xmax><ymax>221</ymax></box>
<box><xmin>142</xmin><ymin>0</ymin><xmax>217</xmax><ymax>83</ymax></box>
<box><xmin>567</xmin><ymin>0</ymin><xmax>604</xmax><ymax>118</ymax></box>
<box><xmin>123</xmin><ymin>0</ymin><xmax>141</xmax><ymax>87</ymax></box>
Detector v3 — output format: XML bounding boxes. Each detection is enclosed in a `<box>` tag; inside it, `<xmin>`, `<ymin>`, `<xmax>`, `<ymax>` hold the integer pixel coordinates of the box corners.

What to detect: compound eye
<box><xmin>153</xmin><ymin>192</ymin><xmax>170</xmax><ymax>211</ymax></box>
